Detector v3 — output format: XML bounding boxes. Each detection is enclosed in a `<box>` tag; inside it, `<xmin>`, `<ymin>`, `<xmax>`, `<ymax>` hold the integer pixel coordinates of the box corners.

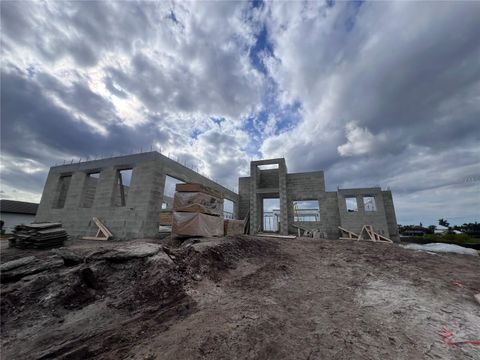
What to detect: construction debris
<box><xmin>338</xmin><ymin>225</ymin><xmax>393</xmax><ymax>243</ymax></box>
<box><xmin>8</xmin><ymin>223</ymin><xmax>68</xmax><ymax>249</ymax></box>
<box><xmin>172</xmin><ymin>183</ymin><xmax>224</xmax><ymax>237</ymax></box>
<box><xmin>82</xmin><ymin>217</ymin><xmax>112</xmax><ymax>241</ymax></box>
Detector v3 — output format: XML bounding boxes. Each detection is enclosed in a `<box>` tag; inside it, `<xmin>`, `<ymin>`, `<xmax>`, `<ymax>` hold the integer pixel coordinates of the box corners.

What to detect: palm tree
<box><xmin>438</xmin><ymin>218</ymin><xmax>450</xmax><ymax>227</ymax></box>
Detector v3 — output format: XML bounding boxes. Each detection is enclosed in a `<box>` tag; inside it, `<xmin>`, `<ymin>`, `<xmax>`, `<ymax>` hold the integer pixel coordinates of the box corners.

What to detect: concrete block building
<box><xmin>36</xmin><ymin>153</ymin><xmax>398</xmax><ymax>241</ymax></box>
<box><xmin>238</xmin><ymin>158</ymin><xmax>399</xmax><ymax>241</ymax></box>
<box><xmin>35</xmin><ymin>152</ymin><xmax>238</xmax><ymax>239</ymax></box>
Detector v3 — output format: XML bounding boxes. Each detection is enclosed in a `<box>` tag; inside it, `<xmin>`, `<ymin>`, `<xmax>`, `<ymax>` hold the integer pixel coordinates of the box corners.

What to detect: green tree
<box><xmin>438</xmin><ymin>218</ymin><xmax>450</xmax><ymax>227</ymax></box>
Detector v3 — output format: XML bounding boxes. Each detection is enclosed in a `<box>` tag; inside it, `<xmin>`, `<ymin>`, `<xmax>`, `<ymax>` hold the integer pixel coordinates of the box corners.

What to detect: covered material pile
<box><xmin>172</xmin><ymin>183</ymin><xmax>224</xmax><ymax>237</ymax></box>
<box><xmin>8</xmin><ymin>223</ymin><xmax>68</xmax><ymax>249</ymax></box>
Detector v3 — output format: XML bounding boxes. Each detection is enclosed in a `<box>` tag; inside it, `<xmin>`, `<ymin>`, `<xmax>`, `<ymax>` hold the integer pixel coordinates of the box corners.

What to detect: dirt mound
<box><xmin>2</xmin><ymin>236</ymin><xmax>479</xmax><ymax>359</ymax></box>
<box><xmin>1</xmin><ymin>236</ymin><xmax>277</xmax><ymax>359</ymax></box>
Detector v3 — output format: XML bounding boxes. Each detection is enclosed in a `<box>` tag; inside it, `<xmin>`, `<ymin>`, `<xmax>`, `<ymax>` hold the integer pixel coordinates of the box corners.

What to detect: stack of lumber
<box><xmin>9</xmin><ymin>223</ymin><xmax>67</xmax><ymax>249</ymax></box>
<box><xmin>172</xmin><ymin>183</ymin><xmax>224</xmax><ymax>237</ymax></box>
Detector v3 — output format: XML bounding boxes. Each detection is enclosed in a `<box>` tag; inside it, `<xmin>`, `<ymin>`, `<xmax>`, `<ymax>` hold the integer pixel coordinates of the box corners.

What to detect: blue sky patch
<box><xmin>249</xmin><ymin>25</ymin><xmax>274</xmax><ymax>75</ymax></box>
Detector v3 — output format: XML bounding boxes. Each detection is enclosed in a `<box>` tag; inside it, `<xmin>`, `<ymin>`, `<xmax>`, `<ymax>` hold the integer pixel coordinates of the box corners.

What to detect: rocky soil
<box><xmin>1</xmin><ymin>236</ymin><xmax>479</xmax><ymax>359</ymax></box>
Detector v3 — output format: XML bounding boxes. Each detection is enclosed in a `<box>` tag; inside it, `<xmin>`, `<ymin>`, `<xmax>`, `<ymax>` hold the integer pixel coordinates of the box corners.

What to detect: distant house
<box><xmin>434</xmin><ymin>224</ymin><xmax>449</xmax><ymax>234</ymax></box>
<box><xmin>0</xmin><ymin>200</ymin><xmax>39</xmax><ymax>233</ymax></box>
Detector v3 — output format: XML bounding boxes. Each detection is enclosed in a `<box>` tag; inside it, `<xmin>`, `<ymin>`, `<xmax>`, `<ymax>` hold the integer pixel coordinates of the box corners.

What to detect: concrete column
<box><xmin>382</xmin><ymin>190</ymin><xmax>400</xmax><ymax>242</ymax></box>
<box><xmin>35</xmin><ymin>171</ymin><xmax>61</xmax><ymax>221</ymax></box>
<box><xmin>92</xmin><ymin>168</ymin><xmax>116</xmax><ymax>209</ymax></box>
<box><xmin>141</xmin><ymin>161</ymin><xmax>166</xmax><ymax>237</ymax></box>
<box><xmin>279</xmin><ymin>162</ymin><xmax>288</xmax><ymax>235</ymax></box>
<box><xmin>249</xmin><ymin>163</ymin><xmax>258</xmax><ymax>234</ymax></box>
<box><xmin>233</xmin><ymin>200</ymin><xmax>239</xmax><ymax>220</ymax></box>
<box><xmin>357</xmin><ymin>195</ymin><xmax>365</xmax><ymax>214</ymax></box>
<box><xmin>64</xmin><ymin>172</ymin><xmax>86</xmax><ymax>209</ymax></box>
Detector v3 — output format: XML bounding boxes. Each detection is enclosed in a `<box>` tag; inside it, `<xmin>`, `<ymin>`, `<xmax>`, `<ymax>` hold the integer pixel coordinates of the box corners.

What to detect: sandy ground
<box><xmin>1</xmin><ymin>236</ymin><xmax>480</xmax><ymax>359</ymax></box>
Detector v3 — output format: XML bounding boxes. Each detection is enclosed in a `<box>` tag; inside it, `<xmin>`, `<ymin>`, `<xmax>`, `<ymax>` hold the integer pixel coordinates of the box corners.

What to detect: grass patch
<box><xmin>424</xmin><ymin>233</ymin><xmax>480</xmax><ymax>245</ymax></box>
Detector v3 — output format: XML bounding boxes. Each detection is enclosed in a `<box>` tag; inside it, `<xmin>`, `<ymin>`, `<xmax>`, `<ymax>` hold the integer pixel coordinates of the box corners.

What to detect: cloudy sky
<box><xmin>1</xmin><ymin>1</ymin><xmax>479</xmax><ymax>225</ymax></box>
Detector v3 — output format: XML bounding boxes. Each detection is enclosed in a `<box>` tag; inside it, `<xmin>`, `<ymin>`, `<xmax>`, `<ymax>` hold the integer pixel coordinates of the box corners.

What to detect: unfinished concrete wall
<box><xmin>320</xmin><ymin>192</ymin><xmax>342</xmax><ymax>239</ymax></box>
<box><xmin>247</xmin><ymin>159</ymin><xmax>288</xmax><ymax>235</ymax></box>
<box><xmin>80</xmin><ymin>175</ymin><xmax>99</xmax><ymax>208</ymax></box>
<box><xmin>337</xmin><ymin>188</ymin><xmax>389</xmax><ymax>237</ymax></box>
<box><xmin>382</xmin><ymin>190</ymin><xmax>400</xmax><ymax>242</ymax></box>
<box><xmin>238</xmin><ymin>158</ymin><xmax>399</xmax><ymax>239</ymax></box>
<box><xmin>238</xmin><ymin>177</ymin><xmax>250</xmax><ymax>220</ymax></box>
<box><xmin>259</xmin><ymin>169</ymin><xmax>280</xmax><ymax>189</ymax></box>
<box><xmin>286</xmin><ymin>172</ymin><xmax>324</xmax><ymax>234</ymax></box>
<box><xmin>36</xmin><ymin>152</ymin><xmax>239</xmax><ymax>239</ymax></box>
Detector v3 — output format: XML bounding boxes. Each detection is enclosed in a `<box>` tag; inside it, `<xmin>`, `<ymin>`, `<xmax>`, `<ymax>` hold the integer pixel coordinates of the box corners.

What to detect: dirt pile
<box><xmin>1</xmin><ymin>236</ymin><xmax>479</xmax><ymax>360</ymax></box>
<box><xmin>0</xmin><ymin>236</ymin><xmax>277</xmax><ymax>359</ymax></box>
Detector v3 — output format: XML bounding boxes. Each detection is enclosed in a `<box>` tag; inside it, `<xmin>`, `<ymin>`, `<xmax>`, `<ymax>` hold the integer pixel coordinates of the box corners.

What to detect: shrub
<box><xmin>424</xmin><ymin>233</ymin><xmax>478</xmax><ymax>244</ymax></box>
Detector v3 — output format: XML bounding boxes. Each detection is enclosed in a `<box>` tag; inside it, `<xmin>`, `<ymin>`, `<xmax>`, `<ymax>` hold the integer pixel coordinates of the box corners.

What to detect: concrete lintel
<box><xmin>337</xmin><ymin>187</ymin><xmax>382</xmax><ymax>195</ymax></box>
<box><xmin>251</xmin><ymin>158</ymin><xmax>285</xmax><ymax>166</ymax></box>
<box><xmin>256</xmin><ymin>188</ymin><xmax>280</xmax><ymax>194</ymax></box>
<box><xmin>287</xmin><ymin>170</ymin><xmax>324</xmax><ymax>177</ymax></box>
<box><xmin>50</xmin><ymin>152</ymin><xmax>158</xmax><ymax>172</ymax></box>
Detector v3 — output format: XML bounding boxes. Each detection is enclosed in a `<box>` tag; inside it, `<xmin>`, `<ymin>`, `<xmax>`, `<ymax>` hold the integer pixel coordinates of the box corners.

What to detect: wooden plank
<box><xmin>291</xmin><ymin>224</ymin><xmax>310</xmax><ymax>231</ymax></box>
<box><xmin>355</xmin><ymin>225</ymin><xmax>393</xmax><ymax>243</ymax></box>
<box><xmin>82</xmin><ymin>217</ymin><xmax>113</xmax><ymax>241</ymax></box>
<box><xmin>82</xmin><ymin>236</ymin><xmax>109</xmax><ymax>241</ymax></box>
<box><xmin>93</xmin><ymin>217</ymin><xmax>113</xmax><ymax>238</ymax></box>
<box><xmin>375</xmin><ymin>233</ymin><xmax>393</xmax><ymax>243</ymax></box>
<box><xmin>256</xmin><ymin>233</ymin><xmax>296</xmax><ymax>239</ymax></box>
<box><xmin>338</xmin><ymin>226</ymin><xmax>358</xmax><ymax>239</ymax></box>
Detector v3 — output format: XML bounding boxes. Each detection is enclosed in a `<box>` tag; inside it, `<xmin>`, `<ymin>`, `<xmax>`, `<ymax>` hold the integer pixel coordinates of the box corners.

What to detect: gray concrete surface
<box><xmin>239</xmin><ymin>158</ymin><xmax>399</xmax><ymax>241</ymax></box>
<box><xmin>35</xmin><ymin>153</ymin><xmax>398</xmax><ymax>242</ymax></box>
<box><xmin>35</xmin><ymin>152</ymin><xmax>239</xmax><ymax>239</ymax></box>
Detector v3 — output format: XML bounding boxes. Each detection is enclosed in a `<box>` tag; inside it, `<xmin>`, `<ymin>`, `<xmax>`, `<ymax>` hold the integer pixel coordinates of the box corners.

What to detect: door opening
<box><xmin>263</xmin><ymin>198</ymin><xmax>280</xmax><ymax>232</ymax></box>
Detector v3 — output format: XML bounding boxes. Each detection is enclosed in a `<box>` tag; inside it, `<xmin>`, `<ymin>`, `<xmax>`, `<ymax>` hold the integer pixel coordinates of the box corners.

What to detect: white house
<box><xmin>0</xmin><ymin>200</ymin><xmax>39</xmax><ymax>234</ymax></box>
<box><xmin>434</xmin><ymin>224</ymin><xmax>449</xmax><ymax>234</ymax></box>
